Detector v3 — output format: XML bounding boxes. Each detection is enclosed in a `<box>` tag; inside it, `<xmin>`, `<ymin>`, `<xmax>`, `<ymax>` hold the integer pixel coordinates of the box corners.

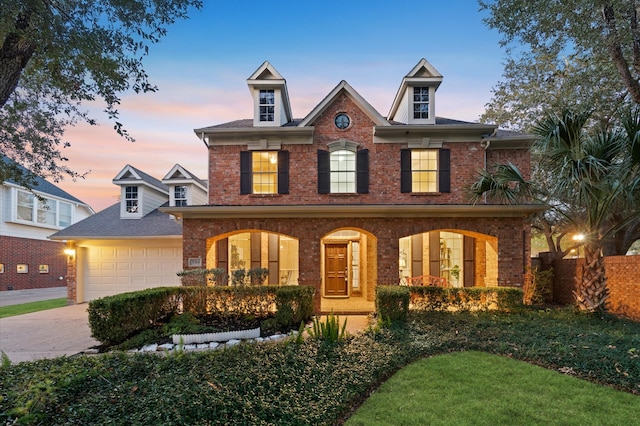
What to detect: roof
<box><xmin>113</xmin><ymin>164</ymin><xmax>169</xmax><ymax>193</ymax></box>
<box><xmin>1</xmin><ymin>154</ymin><xmax>89</xmax><ymax>206</ymax></box>
<box><xmin>49</xmin><ymin>203</ymin><xmax>182</xmax><ymax>240</ymax></box>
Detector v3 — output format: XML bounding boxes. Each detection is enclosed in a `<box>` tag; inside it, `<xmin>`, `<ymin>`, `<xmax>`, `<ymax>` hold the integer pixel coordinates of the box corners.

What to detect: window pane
<box><xmin>17</xmin><ymin>191</ymin><xmax>34</xmax><ymax>221</ymax></box>
<box><xmin>413</xmin><ymin>87</ymin><xmax>429</xmax><ymax>119</ymax></box>
<box><xmin>37</xmin><ymin>198</ymin><xmax>56</xmax><ymax>225</ymax></box>
<box><xmin>411</xmin><ymin>150</ymin><xmax>438</xmax><ymax>192</ymax></box>
<box><xmin>252</xmin><ymin>151</ymin><xmax>278</xmax><ymax>194</ymax></box>
<box><xmin>330</xmin><ymin>150</ymin><xmax>356</xmax><ymax>193</ymax></box>
<box><xmin>59</xmin><ymin>202</ymin><xmax>72</xmax><ymax>227</ymax></box>
<box><xmin>125</xmin><ymin>186</ymin><xmax>138</xmax><ymax>213</ymax></box>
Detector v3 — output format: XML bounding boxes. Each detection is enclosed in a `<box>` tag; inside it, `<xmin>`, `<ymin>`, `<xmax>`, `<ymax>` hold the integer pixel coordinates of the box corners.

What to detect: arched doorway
<box><xmin>321</xmin><ymin>228</ymin><xmax>376</xmax><ymax>313</ymax></box>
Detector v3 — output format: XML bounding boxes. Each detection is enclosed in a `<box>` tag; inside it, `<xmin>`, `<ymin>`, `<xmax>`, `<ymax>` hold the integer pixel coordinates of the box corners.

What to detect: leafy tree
<box><xmin>0</xmin><ymin>0</ymin><xmax>202</xmax><ymax>188</ymax></box>
<box><xmin>470</xmin><ymin>109</ymin><xmax>640</xmax><ymax>313</ymax></box>
<box><xmin>479</xmin><ymin>0</ymin><xmax>640</xmax><ymax>119</ymax></box>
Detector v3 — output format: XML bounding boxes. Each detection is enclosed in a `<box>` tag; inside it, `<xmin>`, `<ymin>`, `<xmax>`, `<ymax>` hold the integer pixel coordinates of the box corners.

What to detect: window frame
<box><xmin>240</xmin><ymin>150</ymin><xmax>289</xmax><ymax>195</ymax></box>
<box><xmin>401</xmin><ymin>148</ymin><xmax>450</xmax><ymax>193</ymax></box>
<box><xmin>13</xmin><ymin>189</ymin><xmax>74</xmax><ymax>228</ymax></box>
<box><xmin>125</xmin><ymin>186</ymin><xmax>139</xmax><ymax>213</ymax></box>
<box><xmin>259</xmin><ymin>89</ymin><xmax>275</xmax><ymax>122</ymax></box>
<box><xmin>413</xmin><ymin>86</ymin><xmax>430</xmax><ymax>120</ymax></box>
<box><xmin>174</xmin><ymin>185</ymin><xmax>188</xmax><ymax>206</ymax></box>
<box><xmin>329</xmin><ymin>149</ymin><xmax>357</xmax><ymax>193</ymax></box>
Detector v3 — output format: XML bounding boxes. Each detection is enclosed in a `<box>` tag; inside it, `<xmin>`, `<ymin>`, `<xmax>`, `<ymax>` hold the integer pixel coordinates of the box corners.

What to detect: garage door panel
<box><xmin>83</xmin><ymin>242</ymin><xmax>182</xmax><ymax>301</ymax></box>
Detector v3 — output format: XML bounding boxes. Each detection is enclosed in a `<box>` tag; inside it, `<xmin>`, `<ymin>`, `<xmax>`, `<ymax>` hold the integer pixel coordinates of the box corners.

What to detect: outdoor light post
<box><xmin>572</xmin><ymin>233</ymin><xmax>585</xmax><ymax>258</ymax></box>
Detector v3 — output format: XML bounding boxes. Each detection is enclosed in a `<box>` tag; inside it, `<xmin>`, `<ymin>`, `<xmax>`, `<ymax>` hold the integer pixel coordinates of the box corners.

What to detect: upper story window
<box><xmin>411</xmin><ymin>149</ymin><xmax>438</xmax><ymax>192</ymax></box>
<box><xmin>401</xmin><ymin>148</ymin><xmax>451</xmax><ymax>193</ymax></box>
<box><xmin>259</xmin><ymin>89</ymin><xmax>275</xmax><ymax>122</ymax></box>
<box><xmin>174</xmin><ymin>185</ymin><xmax>188</xmax><ymax>206</ymax></box>
<box><xmin>413</xmin><ymin>87</ymin><xmax>429</xmax><ymax>119</ymax></box>
<box><xmin>15</xmin><ymin>190</ymin><xmax>73</xmax><ymax>228</ymax></box>
<box><xmin>318</xmin><ymin>143</ymin><xmax>369</xmax><ymax>195</ymax></box>
<box><xmin>125</xmin><ymin>186</ymin><xmax>139</xmax><ymax>213</ymax></box>
<box><xmin>330</xmin><ymin>150</ymin><xmax>356</xmax><ymax>193</ymax></box>
<box><xmin>240</xmin><ymin>151</ymin><xmax>289</xmax><ymax>195</ymax></box>
<box><xmin>252</xmin><ymin>151</ymin><xmax>278</xmax><ymax>194</ymax></box>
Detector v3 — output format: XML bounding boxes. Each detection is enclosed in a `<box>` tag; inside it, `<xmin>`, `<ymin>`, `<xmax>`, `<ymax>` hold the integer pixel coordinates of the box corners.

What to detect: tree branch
<box><xmin>602</xmin><ymin>4</ymin><xmax>640</xmax><ymax>104</ymax></box>
<box><xmin>0</xmin><ymin>10</ymin><xmax>36</xmax><ymax>108</ymax></box>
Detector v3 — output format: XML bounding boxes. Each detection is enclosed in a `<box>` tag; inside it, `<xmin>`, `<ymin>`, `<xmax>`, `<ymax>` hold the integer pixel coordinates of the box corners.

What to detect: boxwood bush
<box><xmin>88</xmin><ymin>285</ymin><xmax>316</xmax><ymax>346</ymax></box>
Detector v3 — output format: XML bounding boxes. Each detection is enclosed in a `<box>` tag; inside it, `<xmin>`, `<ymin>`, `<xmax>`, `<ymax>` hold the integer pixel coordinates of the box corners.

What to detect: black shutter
<box><xmin>439</xmin><ymin>148</ymin><xmax>451</xmax><ymax>193</ymax></box>
<box><xmin>356</xmin><ymin>149</ymin><xmax>369</xmax><ymax>194</ymax></box>
<box><xmin>240</xmin><ymin>151</ymin><xmax>252</xmax><ymax>194</ymax></box>
<box><xmin>317</xmin><ymin>149</ymin><xmax>330</xmax><ymax>194</ymax></box>
<box><xmin>277</xmin><ymin>150</ymin><xmax>289</xmax><ymax>194</ymax></box>
<box><xmin>400</xmin><ymin>149</ymin><xmax>412</xmax><ymax>193</ymax></box>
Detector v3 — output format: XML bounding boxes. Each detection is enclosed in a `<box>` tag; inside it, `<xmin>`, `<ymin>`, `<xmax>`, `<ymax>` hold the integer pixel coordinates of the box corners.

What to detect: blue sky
<box><xmin>60</xmin><ymin>0</ymin><xmax>510</xmax><ymax>211</ymax></box>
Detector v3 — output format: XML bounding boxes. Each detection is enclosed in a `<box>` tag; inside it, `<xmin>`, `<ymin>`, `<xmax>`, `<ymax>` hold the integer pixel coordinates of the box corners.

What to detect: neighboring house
<box><xmin>0</xmin><ymin>155</ymin><xmax>94</xmax><ymax>291</ymax></box>
<box><xmin>162</xmin><ymin>59</ymin><xmax>546</xmax><ymax>314</ymax></box>
<box><xmin>50</xmin><ymin>164</ymin><xmax>207</xmax><ymax>303</ymax></box>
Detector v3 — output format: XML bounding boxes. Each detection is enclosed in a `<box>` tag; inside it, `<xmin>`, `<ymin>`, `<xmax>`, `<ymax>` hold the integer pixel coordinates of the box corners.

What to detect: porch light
<box><xmin>63</xmin><ymin>248</ymin><xmax>76</xmax><ymax>258</ymax></box>
<box><xmin>572</xmin><ymin>234</ymin><xmax>585</xmax><ymax>242</ymax></box>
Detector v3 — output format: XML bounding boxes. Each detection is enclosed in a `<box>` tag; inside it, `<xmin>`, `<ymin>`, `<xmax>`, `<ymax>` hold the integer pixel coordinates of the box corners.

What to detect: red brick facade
<box><xmin>548</xmin><ymin>255</ymin><xmax>640</xmax><ymax>320</ymax></box>
<box><xmin>173</xmin><ymin>61</ymin><xmax>540</xmax><ymax>313</ymax></box>
<box><xmin>0</xmin><ymin>236</ymin><xmax>67</xmax><ymax>291</ymax></box>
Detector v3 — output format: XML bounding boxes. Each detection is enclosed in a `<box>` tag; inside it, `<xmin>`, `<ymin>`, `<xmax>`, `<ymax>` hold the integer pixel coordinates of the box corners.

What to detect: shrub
<box><xmin>180</xmin><ymin>285</ymin><xmax>276</xmax><ymax>322</ymax></box>
<box><xmin>88</xmin><ymin>287</ymin><xmax>181</xmax><ymax>346</ymax></box>
<box><xmin>274</xmin><ymin>285</ymin><xmax>315</xmax><ymax>327</ymax></box>
<box><xmin>523</xmin><ymin>267</ymin><xmax>554</xmax><ymax>305</ymax></box>
<box><xmin>409</xmin><ymin>286</ymin><xmax>524</xmax><ymax>312</ymax></box>
<box><xmin>231</xmin><ymin>269</ymin><xmax>247</xmax><ymax>286</ymax></box>
<box><xmin>176</xmin><ymin>268</ymin><xmax>229</xmax><ymax>286</ymax></box>
<box><xmin>247</xmin><ymin>267</ymin><xmax>269</xmax><ymax>286</ymax></box>
<box><xmin>376</xmin><ymin>286</ymin><xmax>410</xmax><ymax>322</ymax></box>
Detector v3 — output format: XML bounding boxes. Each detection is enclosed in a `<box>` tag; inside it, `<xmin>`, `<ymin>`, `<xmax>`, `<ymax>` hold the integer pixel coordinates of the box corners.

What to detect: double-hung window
<box><xmin>125</xmin><ymin>186</ymin><xmax>139</xmax><ymax>213</ymax></box>
<box><xmin>14</xmin><ymin>190</ymin><xmax>73</xmax><ymax>227</ymax></box>
<box><xmin>401</xmin><ymin>148</ymin><xmax>450</xmax><ymax>193</ymax></box>
<box><xmin>240</xmin><ymin>151</ymin><xmax>289</xmax><ymax>195</ymax></box>
<box><xmin>330</xmin><ymin>149</ymin><xmax>356</xmax><ymax>193</ymax></box>
<box><xmin>318</xmin><ymin>143</ymin><xmax>369</xmax><ymax>194</ymax></box>
<box><xmin>413</xmin><ymin>87</ymin><xmax>430</xmax><ymax>119</ymax></box>
<box><xmin>259</xmin><ymin>89</ymin><xmax>275</xmax><ymax>122</ymax></box>
<box><xmin>174</xmin><ymin>185</ymin><xmax>188</xmax><ymax>206</ymax></box>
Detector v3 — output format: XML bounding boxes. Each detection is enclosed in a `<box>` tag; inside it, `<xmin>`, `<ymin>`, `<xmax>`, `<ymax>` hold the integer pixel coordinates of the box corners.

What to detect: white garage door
<box><xmin>83</xmin><ymin>241</ymin><xmax>182</xmax><ymax>301</ymax></box>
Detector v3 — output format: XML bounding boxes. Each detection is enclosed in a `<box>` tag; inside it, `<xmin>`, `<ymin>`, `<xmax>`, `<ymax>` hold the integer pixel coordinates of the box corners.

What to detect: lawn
<box><xmin>0</xmin><ymin>298</ymin><xmax>67</xmax><ymax>318</ymax></box>
<box><xmin>0</xmin><ymin>308</ymin><xmax>638</xmax><ymax>425</ymax></box>
<box><xmin>346</xmin><ymin>351</ymin><xmax>640</xmax><ymax>425</ymax></box>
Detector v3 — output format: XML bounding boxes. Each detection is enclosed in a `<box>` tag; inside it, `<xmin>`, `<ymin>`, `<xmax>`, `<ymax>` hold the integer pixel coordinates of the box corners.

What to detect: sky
<box><xmin>57</xmin><ymin>0</ymin><xmax>509</xmax><ymax>212</ymax></box>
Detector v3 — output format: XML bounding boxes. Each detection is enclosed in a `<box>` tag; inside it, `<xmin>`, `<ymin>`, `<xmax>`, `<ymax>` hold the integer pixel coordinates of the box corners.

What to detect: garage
<box><xmin>79</xmin><ymin>240</ymin><xmax>182</xmax><ymax>302</ymax></box>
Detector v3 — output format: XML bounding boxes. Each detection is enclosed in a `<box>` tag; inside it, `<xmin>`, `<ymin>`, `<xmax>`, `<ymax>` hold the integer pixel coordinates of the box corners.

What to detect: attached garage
<box><xmin>78</xmin><ymin>239</ymin><xmax>182</xmax><ymax>302</ymax></box>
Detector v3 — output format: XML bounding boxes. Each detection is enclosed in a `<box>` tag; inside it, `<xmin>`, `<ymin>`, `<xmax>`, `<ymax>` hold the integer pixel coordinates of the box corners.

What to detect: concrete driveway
<box><xmin>0</xmin><ymin>304</ymin><xmax>99</xmax><ymax>364</ymax></box>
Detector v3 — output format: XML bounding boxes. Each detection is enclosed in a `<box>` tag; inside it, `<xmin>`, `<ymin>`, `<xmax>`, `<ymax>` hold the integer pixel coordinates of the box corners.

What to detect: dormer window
<box><xmin>413</xmin><ymin>87</ymin><xmax>430</xmax><ymax>119</ymax></box>
<box><xmin>259</xmin><ymin>89</ymin><xmax>275</xmax><ymax>122</ymax></box>
<box><xmin>174</xmin><ymin>186</ymin><xmax>188</xmax><ymax>206</ymax></box>
<box><xmin>125</xmin><ymin>186</ymin><xmax>139</xmax><ymax>213</ymax></box>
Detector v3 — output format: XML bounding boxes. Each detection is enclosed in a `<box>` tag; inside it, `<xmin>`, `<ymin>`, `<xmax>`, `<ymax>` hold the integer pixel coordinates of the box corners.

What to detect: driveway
<box><xmin>0</xmin><ymin>304</ymin><xmax>99</xmax><ymax>364</ymax></box>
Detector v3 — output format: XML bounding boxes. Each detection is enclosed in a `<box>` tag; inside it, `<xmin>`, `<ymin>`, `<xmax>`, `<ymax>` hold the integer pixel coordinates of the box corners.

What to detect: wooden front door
<box><xmin>325</xmin><ymin>243</ymin><xmax>348</xmax><ymax>296</ymax></box>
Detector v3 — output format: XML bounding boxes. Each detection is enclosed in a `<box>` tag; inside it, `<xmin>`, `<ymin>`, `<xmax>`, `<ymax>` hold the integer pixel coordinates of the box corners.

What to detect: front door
<box><xmin>325</xmin><ymin>243</ymin><xmax>348</xmax><ymax>296</ymax></box>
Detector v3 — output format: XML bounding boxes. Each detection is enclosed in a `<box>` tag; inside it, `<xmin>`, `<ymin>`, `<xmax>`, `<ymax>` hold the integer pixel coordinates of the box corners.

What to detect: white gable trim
<box><xmin>298</xmin><ymin>80</ymin><xmax>388</xmax><ymax>127</ymax></box>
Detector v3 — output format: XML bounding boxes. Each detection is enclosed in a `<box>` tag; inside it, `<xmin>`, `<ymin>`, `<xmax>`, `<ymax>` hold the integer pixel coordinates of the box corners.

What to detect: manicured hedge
<box><xmin>88</xmin><ymin>285</ymin><xmax>316</xmax><ymax>346</ymax></box>
<box><xmin>376</xmin><ymin>285</ymin><xmax>524</xmax><ymax>323</ymax></box>
<box><xmin>409</xmin><ymin>286</ymin><xmax>524</xmax><ymax>312</ymax></box>
<box><xmin>88</xmin><ymin>287</ymin><xmax>181</xmax><ymax>346</ymax></box>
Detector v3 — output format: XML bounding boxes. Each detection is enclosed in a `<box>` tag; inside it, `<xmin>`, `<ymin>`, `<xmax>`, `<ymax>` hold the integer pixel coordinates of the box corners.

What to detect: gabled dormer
<box><xmin>247</xmin><ymin>61</ymin><xmax>293</xmax><ymax>127</ymax></box>
<box><xmin>161</xmin><ymin>164</ymin><xmax>207</xmax><ymax>207</ymax></box>
<box><xmin>112</xmin><ymin>165</ymin><xmax>169</xmax><ymax>219</ymax></box>
<box><xmin>388</xmin><ymin>58</ymin><xmax>443</xmax><ymax>125</ymax></box>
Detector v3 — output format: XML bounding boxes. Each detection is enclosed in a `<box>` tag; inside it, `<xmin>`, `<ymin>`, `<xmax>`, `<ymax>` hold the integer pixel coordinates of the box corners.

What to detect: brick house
<box><xmin>1</xmin><ymin>155</ymin><xmax>93</xmax><ymax>291</ymax></box>
<box><xmin>162</xmin><ymin>59</ymin><xmax>545</xmax><ymax>313</ymax></box>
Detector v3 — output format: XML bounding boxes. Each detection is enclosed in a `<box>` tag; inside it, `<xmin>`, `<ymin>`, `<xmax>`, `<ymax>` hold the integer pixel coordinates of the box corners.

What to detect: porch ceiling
<box><xmin>160</xmin><ymin>204</ymin><xmax>547</xmax><ymax>219</ymax></box>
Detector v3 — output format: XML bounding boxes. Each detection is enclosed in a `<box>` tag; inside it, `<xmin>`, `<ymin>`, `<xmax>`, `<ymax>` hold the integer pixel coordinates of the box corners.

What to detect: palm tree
<box><xmin>471</xmin><ymin>109</ymin><xmax>640</xmax><ymax>313</ymax></box>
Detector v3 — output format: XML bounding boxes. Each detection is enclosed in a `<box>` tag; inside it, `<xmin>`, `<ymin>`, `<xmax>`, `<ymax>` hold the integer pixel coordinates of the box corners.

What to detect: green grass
<box><xmin>0</xmin><ymin>298</ymin><xmax>67</xmax><ymax>318</ymax></box>
<box><xmin>346</xmin><ymin>351</ymin><xmax>640</xmax><ymax>425</ymax></box>
<box><xmin>0</xmin><ymin>308</ymin><xmax>638</xmax><ymax>425</ymax></box>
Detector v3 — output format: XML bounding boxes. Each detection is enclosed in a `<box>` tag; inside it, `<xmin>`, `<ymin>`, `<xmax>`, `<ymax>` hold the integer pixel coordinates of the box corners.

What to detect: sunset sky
<box><xmin>57</xmin><ymin>0</ymin><xmax>508</xmax><ymax>212</ymax></box>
